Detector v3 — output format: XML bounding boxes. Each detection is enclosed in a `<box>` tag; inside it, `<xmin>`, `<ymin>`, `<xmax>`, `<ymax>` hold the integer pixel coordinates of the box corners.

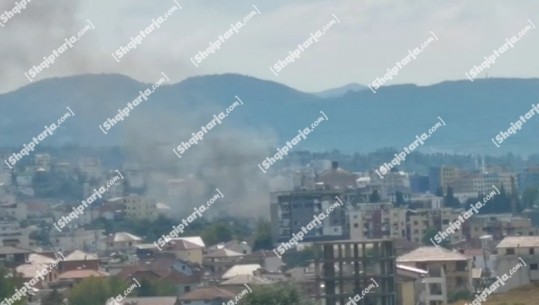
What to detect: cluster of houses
<box><xmin>0</xmin><ymin>234</ymin><xmax>287</xmax><ymax>305</ymax></box>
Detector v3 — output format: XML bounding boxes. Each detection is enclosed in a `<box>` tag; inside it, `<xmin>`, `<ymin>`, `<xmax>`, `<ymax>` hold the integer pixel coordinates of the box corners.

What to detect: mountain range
<box><xmin>1</xmin><ymin>74</ymin><xmax>539</xmax><ymax>156</ymax></box>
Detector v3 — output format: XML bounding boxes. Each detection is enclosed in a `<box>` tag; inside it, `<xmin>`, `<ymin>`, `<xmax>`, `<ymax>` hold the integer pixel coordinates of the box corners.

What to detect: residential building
<box><xmin>0</xmin><ymin>201</ymin><xmax>28</xmax><ymax>220</ymax></box>
<box><xmin>221</xmin><ymin>264</ymin><xmax>262</xmax><ymax>280</ymax></box>
<box><xmin>122</xmin><ymin>195</ymin><xmax>158</xmax><ymax>220</ymax></box>
<box><xmin>349</xmin><ymin>203</ymin><xmax>407</xmax><ymax>240</ymax></box>
<box><xmin>397</xmin><ymin>246</ymin><xmax>472</xmax><ymax>298</ymax></box>
<box><xmin>59</xmin><ymin>250</ymin><xmax>99</xmax><ymax>273</ymax></box>
<box><xmin>465</xmin><ymin>214</ymin><xmax>538</xmax><ymax>241</ymax></box>
<box><xmin>242</xmin><ymin>250</ymin><xmax>283</xmax><ymax>273</ymax></box>
<box><xmin>314</xmin><ymin>239</ymin><xmax>397</xmax><ymax>305</ymax></box>
<box><xmin>285</xmin><ymin>265</ymin><xmax>317</xmax><ymax>299</ymax></box>
<box><xmin>317</xmin><ymin>161</ymin><xmax>359</xmax><ymax>190</ymax></box>
<box><xmin>116</xmin><ymin>256</ymin><xmax>203</xmax><ymax>297</ymax></box>
<box><xmin>453</xmin><ymin>172</ymin><xmax>515</xmax><ymax>194</ymax></box>
<box><xmin>0</xmin><ymin>218</ymin><xmax>30</xmax><ymax>248</ymax></box>
<box><xmin>408</xmin><ymin>208</ymin><xmax>464</xmax><ymax>244</ymax></box>
<box><xmin>494</xmin><ymin>236</ymin><xmax>539</xmax><ymax>292</ymax></box>
<box><xmin>207</xmin><ymin>240</ymin><xmax>251</xmax><ymax>255</ymax></box>
<box><xmin>379</xmin><ymin>171</ymin><xmax>412</xmax><ymax>201</ymax></box>
<box><xmin>50</xmin><ymin>229</ymin><xmax>104</xmax><ymax>253</ymax></box>
<box><xmin>58</xmin><ymin>269</ymin><xmax>108</xmax><ymax>284</ymax></box>
<box><xmin>106</xmin><ymin>297</ymin><xmax>180</xmax><ymax>305</ymax></box>
<box><xmin>179</xmin><ymin>286</ymin><xmax>235</xmax><ymax>305</ymax></box>
<box><xmin>0</xmin><ymin>246</ymin><xmax>32</xmax><ymax>266</ymax></box>
<box><xmin>100</xmin><ymin>232</ymin><xmax>142</xmax><ymax>254</ymax></box>
<box><xmin>270</xmin><ymin>189</ymin><xmax>348</xmax><ymax>243</ymax></box>
<box><xmin>161</xmin><ymin>236</ymin><xmax>205</xmax><ymax>265</ymax></box>
<box><xmin>396</xmin><ymin>264</ymin><xmax>430</xmax><ymax>305</ymax></box>
<box><xmin>16</xmin><ymin>253</ymin><xmax>61</xmax><ymax>288</ymax></box>
<box><xmin>203</xmin><ymin>246</ymin><xmax>244</xmax><ymax>277</ymax></box>
<box><xmin>219</xmin><ymin>274</ymin><xmax>274</xmax><ymax>294</ymax></box>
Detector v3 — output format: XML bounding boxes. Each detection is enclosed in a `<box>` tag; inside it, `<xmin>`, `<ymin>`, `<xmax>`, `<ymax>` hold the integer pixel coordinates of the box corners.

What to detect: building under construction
<box><xmin>314</xmin><ymin>239</ymin><xmax>397</xmax><ymax>305</ymax></box>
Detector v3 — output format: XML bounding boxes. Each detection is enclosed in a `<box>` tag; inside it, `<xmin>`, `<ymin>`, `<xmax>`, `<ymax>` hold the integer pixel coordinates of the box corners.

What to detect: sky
<box><xmin>0</xmin><ymin>0</ymin><xmax>538</xmax><ymax>94</ymax></box>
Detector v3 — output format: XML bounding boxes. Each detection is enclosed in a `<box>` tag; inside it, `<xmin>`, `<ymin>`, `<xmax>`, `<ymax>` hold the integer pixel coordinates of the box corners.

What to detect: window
<box><xmin>354</xmin><ymin>223</ymin><xmax>359</xmax><ymax>228</ymax></box>
<box><xmin>413</xmin><ymin>221</ymin><xmax>418</xmax><ymax>225</ymax></box>
<box><xmin>184</xmin><ymin>286</ymin><xmax>191</xmax><ymax>293</ymax></box>
<box><xmin>531</xmin><ymin>264</ymin><xmax>538</xmax><ymax>270</ymax></box>
<box><xmin>530</xmin><ymin>248</ymin><xmax>535</xmax><ymax>255</ymax></box>
<box><xmin>506</xmin><ymin>248</ymin><xmax>515</xmax><ymax>255</ymax></box>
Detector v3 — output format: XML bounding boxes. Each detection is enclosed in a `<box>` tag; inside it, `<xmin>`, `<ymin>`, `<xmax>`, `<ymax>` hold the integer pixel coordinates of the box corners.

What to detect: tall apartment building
<box><xmin>466</xmin><ymin>214</ymin><xmax>539</xmax><ymax>241</ymax></box>
<box><xmin>370</xmin><ymin>171</ymin><xmax>411</xmax><ymax>201</ymax></box>
<box><xmin>314</xmin><ymin>239</ymin><xmax>397</xmax><ymax>305</ymax></box>
<box><xmin>428</xmin><ymin>166</ymin><xmax>459</xmax><ymax>193</ymax></box>
<box><xmin>349</xmin><ymin>203</ymin><xmax>406</xmax><ymax>240</ymax></box>
<box><xmin>270</xmin><ymin>189</ymin><xmax>348</xmax><ymax>243</ymax></box>
<box><xmin>123</xmin><ymin>195</ymin><xmax>158</xmax><ymax>221</ymax></box>
<box><xmin>408</xmin><ymin>208</ymin><xmax>464</xmax><ymax>245</ymax></box>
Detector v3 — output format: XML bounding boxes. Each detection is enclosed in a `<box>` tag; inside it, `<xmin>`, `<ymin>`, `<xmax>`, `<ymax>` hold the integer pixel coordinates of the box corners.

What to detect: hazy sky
<box><xmin>0</xmin><ymin>0</ymin><xmax>537</xmax><ymax>94</ymax></box>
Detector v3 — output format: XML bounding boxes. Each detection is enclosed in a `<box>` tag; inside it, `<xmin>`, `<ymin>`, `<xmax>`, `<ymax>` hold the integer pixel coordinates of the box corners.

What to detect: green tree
<box><xmin>0</xmin><ymin>268</ymin><xmax>26</xmax><ymax>305</ymax></box>
<box><xmin>136</xmin><ymin>279</ymin><xmax>176</xmax><ymax>297</ymax></box>
<box><xmin>252</xmin><ymin>220</ymin><xmax>273</xmax><ymax>251</ymax></box>
<box><xmin>522</xmin><ymin>187</ymin><xmax>538</xmax><ymax>209</ymax></box>
<box><xmin>422</xmin><ymin>227</ymin><xmax>450</xmax><ymax>248</ymax></box>
<box><xmin>435</xmin><ymin>186</ymin><xmax>444</xmax><ymax>197</ymax></box>
<box><xmin>444</xmin><ymin>186</ymin><xmax>461</xmax><ymax>208</ymax></box>
<box><xmin>239</xmin><ymin>283</ymin><xmax>313</xmax><ymax>305</ymax></box>
<box><xmin>369</xmin><ymin>190</ymin><xmax>381</xmax><ymax>203</ymax></box>
<box><xmin>68</xmin><ymin>277</ymin><xmax>128</xmax><ymax>305</ymax></box>
<box><xmin>282</xmin><ymin>247</ymin><xmax>315</xmax><ymax>269</ymax></box>
<box><xmin>42</xmin><ymin>289</ymin><xmax>65</xmax><ymax>305</ymax></box>
<box><xmin>201</xmin><ymin>223</ymin><xmax>233</xmax><ymax>245</ymax></box>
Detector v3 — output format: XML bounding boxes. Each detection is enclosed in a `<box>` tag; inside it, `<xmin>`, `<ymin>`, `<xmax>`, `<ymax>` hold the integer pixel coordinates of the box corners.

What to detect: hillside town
<box><xmin>1</xmin><ymin>153</ymin><xmax>539</xmax><ymax>305</ymax></box>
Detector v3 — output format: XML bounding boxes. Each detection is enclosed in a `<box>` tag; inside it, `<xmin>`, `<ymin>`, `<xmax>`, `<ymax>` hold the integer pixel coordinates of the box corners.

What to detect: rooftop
<box><xmin>0</xmin><ymin>246</ymin><xmax>32</xmax><ymax>255</ymax></box>
<box><xmin>106</xmin><ymin>296</ymin><xmax>178</xmax><ymax>305</ymax></box>
<box><xmin>108</xmin><ymin>232</ymin><xmax>142</xmax><ymax>243</ymax></box>
<box><xmin>222</xmin><ymin>264</ymin><xmax>262</xmax><ymax>279</ymax></box>
<box><xmin>219</xmin><ymin>274</ymin><xmax>274</xmax><ymax>285</ymax></box>
<box><xmin>59</xmin><ymin>269</ymin><xmax>108</xmax><ymax>280</ymax></box>
<box><xmin>497</xmin><ymin>236</ymin><xmax>539</xmax><ymax>248</ymax></box>
<box><xmin>397</xmin><ymin>247</ymin><xmax>469</xmax><ymax>262</ymax></box>
<box><xmin>180</xmin><ymin>286</ymin><xmax>235</xmax><ymax>301</ymax></box>
<box><xmin>205</xmin><ymin>248</ymin><xmax>244</xmax><ymax>258</ymax></box>
<box><xmin>65</xmin><ymin>250</ymin><xmax>98</xmax><ymax>261</ymax></box>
